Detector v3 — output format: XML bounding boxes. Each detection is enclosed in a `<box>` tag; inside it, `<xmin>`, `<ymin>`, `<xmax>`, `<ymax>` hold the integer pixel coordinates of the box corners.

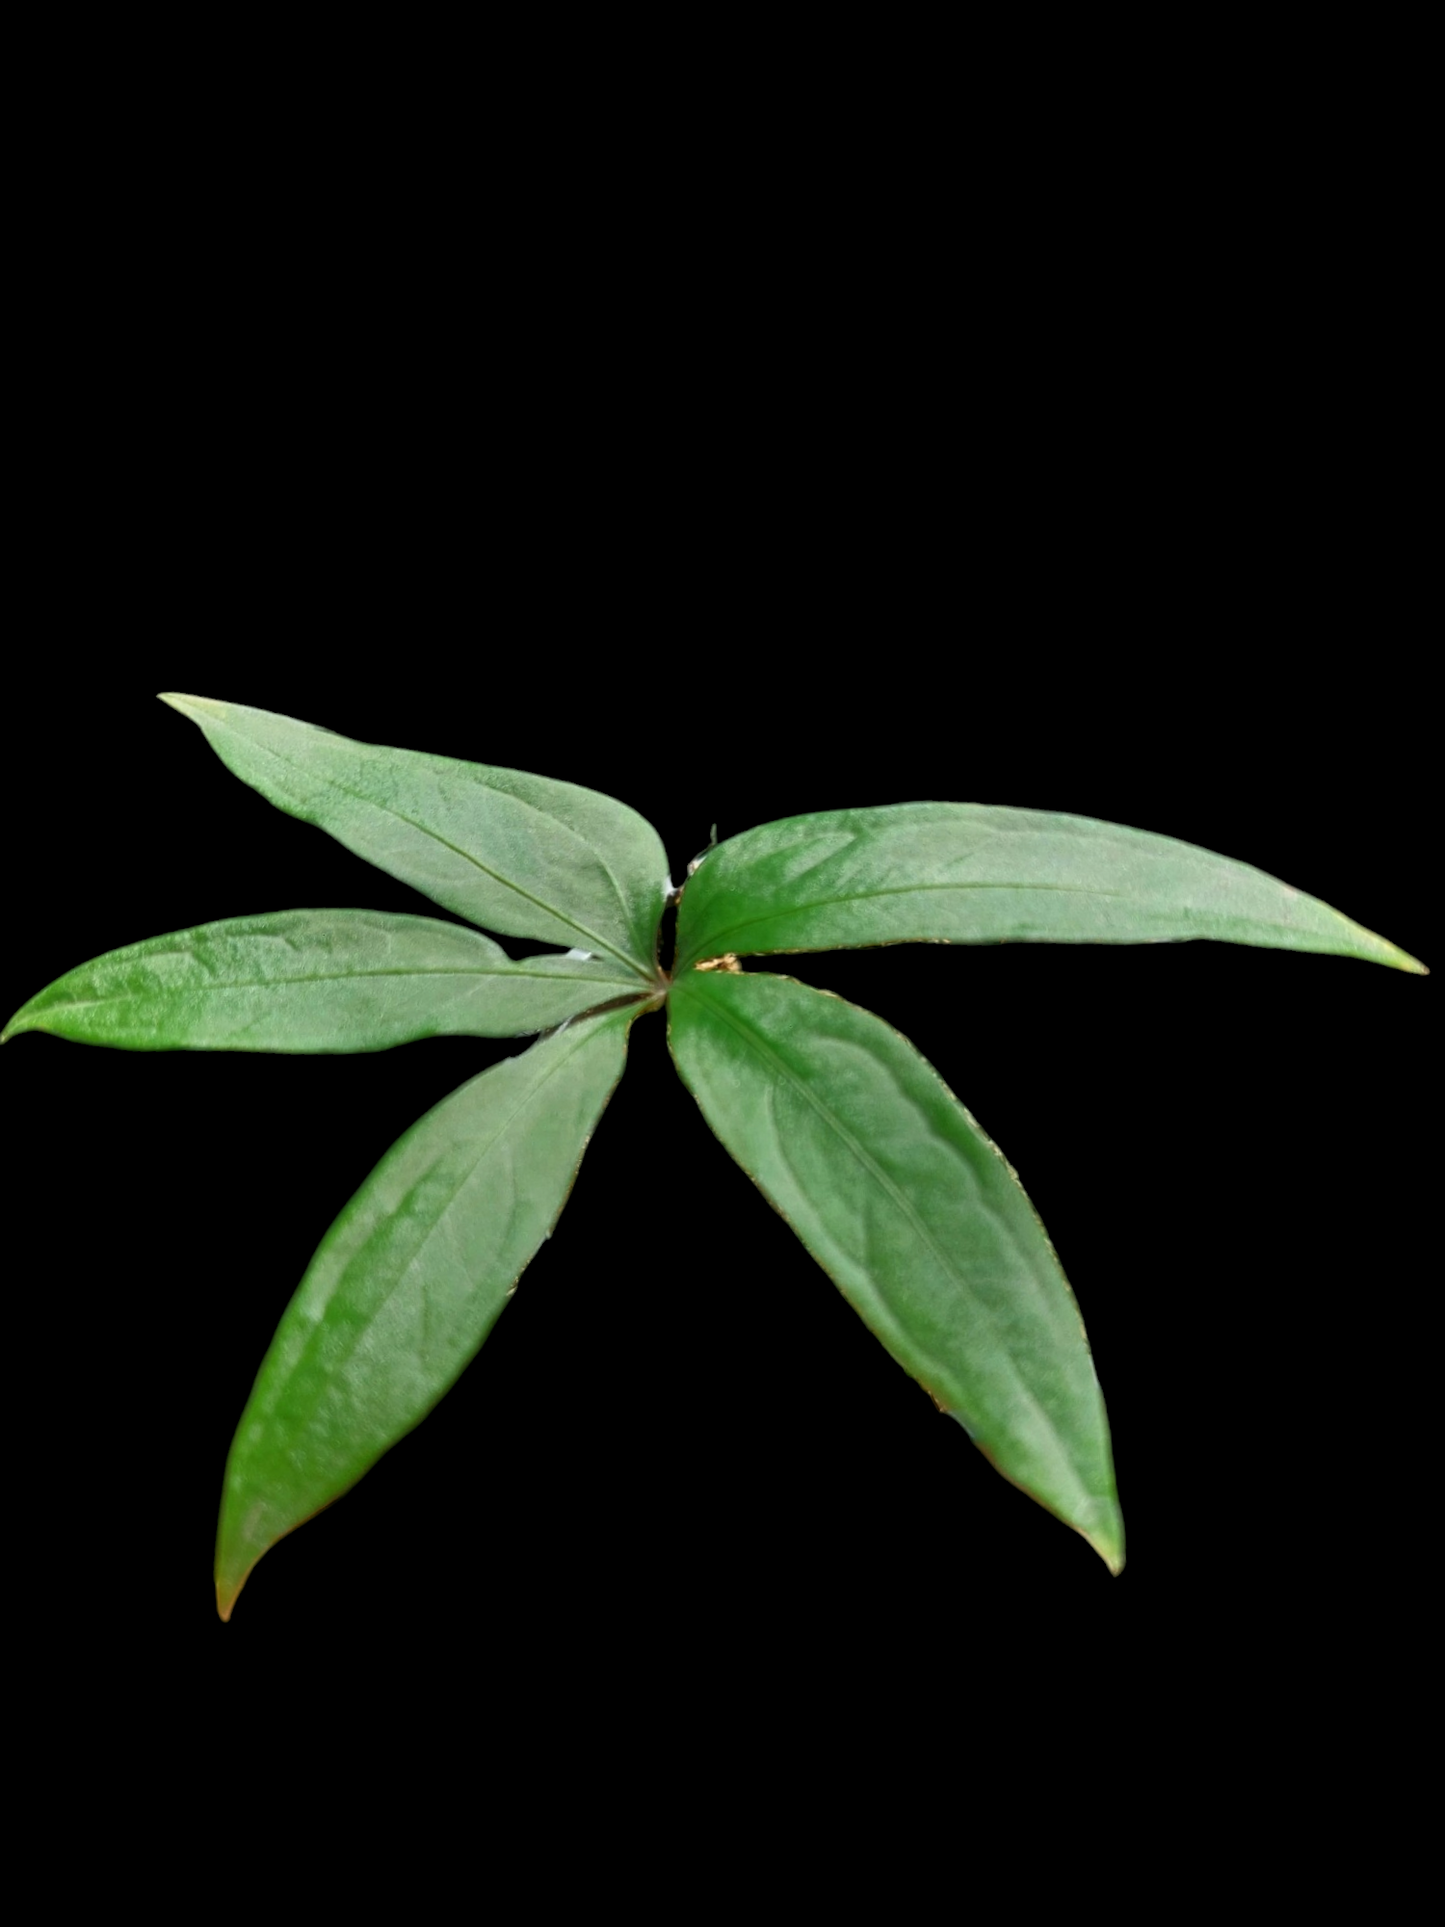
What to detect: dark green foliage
<box><xmin>3</xmin><ymin>698</ymin><xmax>1424</xmax><ymax>1616</ymax></box>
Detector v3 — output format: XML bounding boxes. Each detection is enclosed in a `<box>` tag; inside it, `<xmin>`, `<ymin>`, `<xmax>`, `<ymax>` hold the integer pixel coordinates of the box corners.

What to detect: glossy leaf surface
<box><xmin>215</xmin><ymin>1004</ymin><xmax>634</xmax><ymax>1617</ymax></box>
<box><xmin>668</xmin><ymin>967</ymin><xmax>1123</xmax><ymax>1571</ymax></box>
<box><xmin>676</xmin><ymin>803</ymin><xmax>1424</xmax><ymax>973</ymax></box>
<box><xmin>2</xmin><ymin>911</ymin><xmax>646</xmax><ymax>1051</ymax></box>
<box><xmin>161</xmin><ymin>695</ymin><xmax>668</xmax><ymax>977</ymax></box>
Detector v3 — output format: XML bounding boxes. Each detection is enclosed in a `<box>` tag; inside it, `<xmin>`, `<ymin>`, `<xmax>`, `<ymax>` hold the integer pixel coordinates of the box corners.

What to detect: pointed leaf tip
<box><xmin>1078</xmin><ymin>1497</ymin><xmax>1124</xmax><ymax>1574</ymax></box>
<box><xmin>1092</xmin><ymin>1527</ymin><xmax>1126</xmax><ymax>1577</ymax></box>
<box><xmin>216</xmin><ymin>1546</ymin><xmax>261</xmax><ymax>1621</ymax></box>
<box><xmin>158</xmin><ymin>692</ymin><xmax>226</xmax><ymax>719</ymax></box>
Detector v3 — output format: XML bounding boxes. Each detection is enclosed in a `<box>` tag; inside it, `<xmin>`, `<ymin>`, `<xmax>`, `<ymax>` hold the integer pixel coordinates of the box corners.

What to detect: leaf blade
<box><xmin>675</xmin><ymin>803</ymin><xmax>1424</xmax><ymax>973</ymax></box>
<box><xmin>215</xmin><ymin>1003</ymin><xmax>635</xmax><ymax>1618</ymax></box>
<box><xmin>668</xmin><ymin>967</ymin><xmax>1123</xmax><ymax>1572</ymax></box>
<box><xmin>1</xmin><ymin>911</ymin><xmax>647</xmax><ymax>1051</ymax></box>
<box><xmin>160</xmin><ymin>694</ymin><xmax>668</xmax><ymax>976</ymax></box>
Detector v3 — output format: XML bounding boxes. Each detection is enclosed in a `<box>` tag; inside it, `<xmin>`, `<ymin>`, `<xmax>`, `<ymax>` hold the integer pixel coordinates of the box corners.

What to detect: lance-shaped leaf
<box><xmin>676</xmin><ymin>803</ymin><xmax>1425</xmax><ymax>973</ymax></box>
<box><xmin>215</xmin><ymin>1003</ymin><xmax>634</xmax><ymax>1618</ymax></box>
<box><xmin>668</xmin><ymin>967</ymin><xmax>1123</xmax><ymax>1572</ymax></box>
<box><xmin>160</xmin><ymin>695</ymin><xmax>668</xmax><ymax>978</ymax></box>
<box><xmin>1</xmin><ymin>911</ymin><xmax>647</xmax><ymax>1051</ymax></box>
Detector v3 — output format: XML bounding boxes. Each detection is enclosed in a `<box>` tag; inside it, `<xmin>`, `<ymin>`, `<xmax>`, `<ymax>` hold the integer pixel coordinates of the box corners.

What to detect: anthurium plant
<box><xmin>2</xmin><ymin>697</ymin><xmax>1425</xmax><ymax>1618</ymax></box>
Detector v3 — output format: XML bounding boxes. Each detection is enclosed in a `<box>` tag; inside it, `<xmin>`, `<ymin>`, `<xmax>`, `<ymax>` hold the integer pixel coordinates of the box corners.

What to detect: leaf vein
<box><xmin>687</xmin><ymin>880</ymin><xmax>1129</xmax><ymax>959</ymax></box>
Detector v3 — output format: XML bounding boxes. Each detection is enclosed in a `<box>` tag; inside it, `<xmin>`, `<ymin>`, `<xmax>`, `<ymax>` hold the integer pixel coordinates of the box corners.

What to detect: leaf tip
<box><xmin>1338</xmin><ymin>915</ymin><xmax>1427</xmax><ymax>975</ymax></box>
<box><xmin>215</xmin><ymin>1504</ymin><xmax>262</xmax><ymax>1622</ymax></box>
<box><xmin>1379</xmin><ymin>945</ymin><xmax>1428</xmax><ymax>977</ymax></box>
<box><xmin>158</xmin><ymin>692</ymin><xmax>227</xmax><ymax>722</ymax></box>
<box><xmin>1084</xmin><ymin>1508</ymin><xmax>1125</xmax><ymax>1576</ymax></box>
<box><xmin>215</xmin><ymin>1561</ymin><xmax>252</xmax><ymax>1622</ymax></box>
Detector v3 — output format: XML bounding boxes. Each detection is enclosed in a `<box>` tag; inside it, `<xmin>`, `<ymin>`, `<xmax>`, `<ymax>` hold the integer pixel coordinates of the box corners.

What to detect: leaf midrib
<box><xmin>682</xmin><ymin>876</ymin><xmax>1129</xmax><ymax>965</ymax></box>
<box><xmin>36</xmin><ymin>961</ymin><xmax>643</xmax><ymax>1013</ymax></box>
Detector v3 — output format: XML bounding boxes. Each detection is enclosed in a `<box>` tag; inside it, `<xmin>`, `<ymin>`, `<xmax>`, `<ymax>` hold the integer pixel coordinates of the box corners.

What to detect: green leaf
<box><xmin>675</xmin><ymin>803</ymin><xmax>1425</xmax><ymax>974</ymax></box>
<box><xmin>160</xmin><ymin>695</ymin><xmax>668</xmax><ymax>978</ymax></box>
<box><xmin>668</xmin><ymin>967</ymin><xmax>1123</xmax><ymax>1573</ymax></box>
<box><xmin>215</xmin><ymin>1003</ymin><xmax>635</xmax><ymax>1618</ymax></box>
<box><xmin>1</xmin><ymin>911</ymin><xmax>648</xmax><ymax>1051</ymax></box>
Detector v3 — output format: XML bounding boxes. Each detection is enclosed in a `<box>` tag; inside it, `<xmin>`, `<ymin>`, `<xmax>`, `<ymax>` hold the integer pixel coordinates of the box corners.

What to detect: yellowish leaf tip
<box><xmin>1343</xmin><ymin>916</ymin><xmax>1427</xmax><ymax>974</ymax></box>
<box><xmin>216</xmin><ymin>1568</ymin><xmax>248</xmax><ymax>1622</ymax></box>
<box><xmin>1377</xmin><ymin>941</ymin><xmax>1427</xmax><ymax>975</ymax></box>
<box><xmin>1079</xmin><ymin>1534</ymin><xmax>1125</xmax><ymax>1577</ymax></box>
<box><xmin>1080</xmin><ymin>1503</ymin><xmax>1125</xmax><ymax>1576</ymax></box>
<box><xmin>158</xmin><ymin>692</ymin><xmax>227</xmax><ymax>720</ymax></box>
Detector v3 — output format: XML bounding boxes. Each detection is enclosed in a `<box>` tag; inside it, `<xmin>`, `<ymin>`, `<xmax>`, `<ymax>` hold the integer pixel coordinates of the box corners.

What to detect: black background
<box><xmin>7</xmin><ymin>97</ymin><xmax>1430</xmax><ymax>1761</ymax></box>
